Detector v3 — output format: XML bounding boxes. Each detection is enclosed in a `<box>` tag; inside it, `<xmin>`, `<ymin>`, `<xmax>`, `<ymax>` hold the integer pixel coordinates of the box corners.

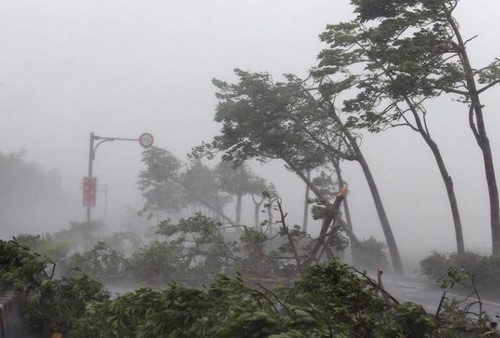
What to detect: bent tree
<box><xmin>199</xmin><ymin>69</ymin><xmax>403</xmax><ymax>272</ymax></box>
<box><xmin>337</xmin><ymin>0</ymin><xmax>500</xmax><ymax>253</ymax></box>
<box><xmin>315</xmin><ymin>10</ymin><xmax>464</xmax><ymax>253</ymax></box>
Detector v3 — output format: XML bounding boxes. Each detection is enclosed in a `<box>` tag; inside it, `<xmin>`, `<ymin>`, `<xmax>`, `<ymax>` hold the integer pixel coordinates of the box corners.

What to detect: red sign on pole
<box><xmin>83</xmin><ymin>177</ymin><xmax>97</xmax><ymax>207</ymax></box>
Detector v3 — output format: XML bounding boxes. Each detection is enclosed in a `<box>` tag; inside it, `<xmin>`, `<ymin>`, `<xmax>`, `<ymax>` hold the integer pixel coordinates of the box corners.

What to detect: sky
<box><xmin>0</xmin><ymin>0</ymin><xmax>499</xmax><ymax>261</ymax></box>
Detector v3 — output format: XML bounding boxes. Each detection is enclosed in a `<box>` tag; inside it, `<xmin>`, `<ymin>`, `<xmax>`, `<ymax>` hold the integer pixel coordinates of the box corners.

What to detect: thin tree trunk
<box><xmin>353</xmin><ymin>144</ymin><xmax>404</xmax><ymax>273</ymax></box>
<box><xmin>449</xmin><ymin>16</ymin><xmax>500</xmax><ymax>254</ymax></box>
<box><xmin>250</xmin><ymin>193</ymin><xmax>264</xmax><ymax>228</ymax></box>
<box><xmin>276</xmin><ymin>198</ymin><xmax>303</xmax><ymax>274</ymax></box>
<box><xmin>283</xmin><ymin>158</ymin><xmax>361</xmax><ymax>246</ymax></box>
<box><xmin>302</xmin><ymin>187</ymin><xmax>347</xmax><ymax>268</ymax></box>
<box><xmin>254</xmin><ymin>203</ymin><xmax>259</xmax><ymax>227</ymax></box>
<box><xmin>400</xmin><ymin>94</ymin><xmax>465</xmax><ymax>254</ymax></box>
<box><xmin>332</xmin><ymin>157</ymin><xmax>358</xmax><ymax>260</ymax></box>
<box><xmin>425</xmin><ymin>137</ymin><xmax>465</xmax><ymax>253</ymax></box>
<box><xmin>332</xmin><ymin>158</ymin><xmax>354</xmax><ymax>232</ymax></box>
<box><xmin>326</xmin><ymin>105</ymin><xmax>404</xmax><ymax>273</ymax></box>
<box><xmin>302</xmin><ymin>170</ymin><xmax>311</xmax><ymax>233</ymax></box>
<box><xmin>236</xmin><ymin>194</ymin><xmax>242</xmax><ymax>225</ymax></box>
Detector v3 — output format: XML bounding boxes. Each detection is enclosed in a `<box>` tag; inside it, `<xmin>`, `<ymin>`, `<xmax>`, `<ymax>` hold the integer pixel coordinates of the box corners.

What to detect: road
<box><xmin>380</xmin><ymin>272</ymin><xmax>500</xmax><ymax>320</ymax></box>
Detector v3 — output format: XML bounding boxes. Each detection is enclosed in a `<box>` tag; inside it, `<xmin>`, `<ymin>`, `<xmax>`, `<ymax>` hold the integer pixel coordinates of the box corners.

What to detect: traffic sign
<box><xmin>138</xmin><ymin>133</ymin><xmax>154</xmax><ymax>148</ymax></box>
<box><xmin>83</xmin><ymin>176</ymin><xmax>97</xmax><ymax>207</ymax></box>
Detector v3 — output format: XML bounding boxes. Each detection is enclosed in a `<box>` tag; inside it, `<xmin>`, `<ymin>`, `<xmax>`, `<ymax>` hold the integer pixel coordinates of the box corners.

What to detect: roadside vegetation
<box><xmin>2</xmin><ymin>231</ymin><xmax>500</xmax><ymax>337</ymax></box>
<box><xmin>421</xmin><ymin>251</ymin><xmax>500</xmax><ymax>300</ymax></box>
<box><xmin>1</xmin><ymin>0</ymin><xmax>500</xmax><ymax>336</ymax></box>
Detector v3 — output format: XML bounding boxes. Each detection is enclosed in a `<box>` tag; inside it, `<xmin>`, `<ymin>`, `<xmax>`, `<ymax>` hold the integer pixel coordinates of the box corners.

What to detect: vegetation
<box><xmin>138</xmin><ymin>146</ymin><xmax>272</xmax><ymax>227</ymax></box>
<box><xmin>340</xmin><ymin>0</ymin><xmax>500</xmax><ymax>254</ymax></box>
<box><xmin>421</xmin><ymin>251</ymin><xmax>500</xmax><ymax>299</ymax></box>
<box><xmin>1</xmin><ymin>0</ymin><xmax>499</xmax><ymax>336</ymax></box>
<box><xmin>194</xmin><ymin>69</ymin><xmax>403</xmax><ymax>272</ymax></box>
<box><xmin>72</xmin><ymin>262</ymin><xmax>440</xmax><ymax>338</ymax></box>
<box><xmin>0</xmin><ymin>239</ymin><xmax>109</xmax><ymax>335</ymax></box>
<box><xmin>2</xmin><ymin>237</ymin><xmax>498</xmax><ymax>337</ymax></box>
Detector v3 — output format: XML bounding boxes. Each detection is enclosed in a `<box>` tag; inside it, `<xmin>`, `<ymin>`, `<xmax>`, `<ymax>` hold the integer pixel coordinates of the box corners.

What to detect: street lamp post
<box><xmin>84</xmin><ymin>132</ymin><xmax>154</xmax><ymax>223</ymax></box>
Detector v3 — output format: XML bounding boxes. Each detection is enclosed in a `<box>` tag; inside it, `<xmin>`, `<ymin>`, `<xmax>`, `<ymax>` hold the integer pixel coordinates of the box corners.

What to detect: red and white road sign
<box><xmin>83</xmin><ymin>176</ymin><xmax>97</xmax><ymax>207</ymax></box>
<box><xmin>138</xmin><ymin>133</ymin><xmax>154</xmax><ymax>148</ymax></box>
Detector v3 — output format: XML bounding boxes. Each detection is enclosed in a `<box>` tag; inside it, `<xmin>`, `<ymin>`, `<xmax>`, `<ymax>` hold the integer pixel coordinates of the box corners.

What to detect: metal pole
<box><xmin>84</xmin><ymin>131</ymin><xmax>153</xmax><ymax>223</ymax></box>
<box><xmin>86</xmin><ymin>132</ymin><xmax>95</xmax><ymax>222</ymax></box>
<box><xmin>103</xmin><ymin>184</ymin><xmax>108</xmax><ymax>221</ymax></box>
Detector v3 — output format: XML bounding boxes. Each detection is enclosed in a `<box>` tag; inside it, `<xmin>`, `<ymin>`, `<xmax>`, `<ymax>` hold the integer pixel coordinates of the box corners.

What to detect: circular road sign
<box><xmin>138</xmin><ymin>133</ymin><xmax>154</xmax><ymax>148</ymax></box>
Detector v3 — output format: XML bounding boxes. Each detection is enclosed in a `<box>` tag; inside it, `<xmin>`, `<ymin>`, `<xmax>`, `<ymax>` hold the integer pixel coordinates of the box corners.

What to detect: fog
<box><xmin>0</xmin><ymin>0</ymin><xmax>499</xmax><ymax>265</ymax></box>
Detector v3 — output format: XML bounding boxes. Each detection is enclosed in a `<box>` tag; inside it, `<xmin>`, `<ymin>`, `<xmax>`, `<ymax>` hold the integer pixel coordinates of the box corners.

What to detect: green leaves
<box><xmin>5</xmin><ymin>239</ymin><xmax>494</xmax><ymax>337</ymax></box>
<box><xmin>71</xmin><ymin>261</ymin><xmax>451</xmax><ymax>337</ymax></box>
<box><xmin>212</xmin><ymin>70</ymin><xmax>332</xmax><ymax>170</ymax></box>
<box><xmin>315</xmin><ymin>0</ymin><xmax>494</xmax><ymax>133</ymax></box>
<box><xmin>0</xmin><ymin>240</ymin><xmax>109</xmax><ymax>333</ymax></box>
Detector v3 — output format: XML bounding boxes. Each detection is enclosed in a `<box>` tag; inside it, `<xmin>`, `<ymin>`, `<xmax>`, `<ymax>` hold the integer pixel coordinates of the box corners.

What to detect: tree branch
<box><xmin>276</xmin><ymin>198</ymin><xmax>303</xmax><ymax>274</ymax></box>
<box><xmin>477</xmin><ymin>79</ymin><xmax>500</xmax><ymax>94</ymax></box>
<box><xmin>302</xmin><ymin>186</ymin><xmax>348</xmax><ymax>268</ymax></box>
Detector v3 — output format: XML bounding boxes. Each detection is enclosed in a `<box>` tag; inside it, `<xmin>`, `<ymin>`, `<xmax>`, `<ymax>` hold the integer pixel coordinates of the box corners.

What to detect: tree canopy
<box><xmin>315</xmin><ymin>0</ymin><xmax>500</xmax><ymax>254</ymax></box>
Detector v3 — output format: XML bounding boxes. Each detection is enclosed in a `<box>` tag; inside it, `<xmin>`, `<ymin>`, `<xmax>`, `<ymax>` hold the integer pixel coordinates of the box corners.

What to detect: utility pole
<box><xmin>84</xmin><ymin>132</ymin><xmax>154</xmax><ymax>223</ymax></box>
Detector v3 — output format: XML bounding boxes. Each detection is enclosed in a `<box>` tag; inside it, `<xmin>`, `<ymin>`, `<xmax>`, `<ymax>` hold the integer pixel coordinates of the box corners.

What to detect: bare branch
<box><xmin>477</xmin><ymin>79</ymin><xmax>500</xmax><ymax>94</ymax></box>
<box><xmin>276</xmin><ymin>198</ymin><xmax>303</xmax><ymax>274</ymax></box>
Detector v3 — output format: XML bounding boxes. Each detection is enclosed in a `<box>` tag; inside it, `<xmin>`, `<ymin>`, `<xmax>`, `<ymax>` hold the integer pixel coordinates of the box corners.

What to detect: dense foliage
<box><xmin>0</xmin><ymin>208</ymin><xmax>495</xmax><ymax>337</ymax></box>
<box><xmin>0</xmin><ymin>239</ymin><xmax>109</xmax><ymax>334</ymax></box>
<box><xmin>70</xmin><ymin>261</ymin><xmax>499</xmax><ymax>337</ymax></box>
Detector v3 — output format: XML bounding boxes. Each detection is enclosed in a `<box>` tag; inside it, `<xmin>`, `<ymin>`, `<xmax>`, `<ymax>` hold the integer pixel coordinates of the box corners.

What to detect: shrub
<box><xmin>421</xmin><ymin>251</ymin><xmax>500</xmax><ymax>298</ymax></box>
<box><xmin>420</xmin><ymin>251</ymin><xmax>448</xmax><ymax>278</ymax></box>
<box><xmin>352</xmin><ymin>236</ymin><xmax>388</xmax><ymax>270</ymax></box>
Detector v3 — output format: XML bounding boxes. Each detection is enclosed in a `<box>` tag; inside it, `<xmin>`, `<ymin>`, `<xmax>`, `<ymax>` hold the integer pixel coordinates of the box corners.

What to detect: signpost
<box><xmin>83</xmin><ymin>177</ymin><xmax>97</xmax><ymax>207</ymax></box>
<box><xmin>85</xmin><ymin>132</ymin><xmax>154</xmax><ymax>222</ymax></box>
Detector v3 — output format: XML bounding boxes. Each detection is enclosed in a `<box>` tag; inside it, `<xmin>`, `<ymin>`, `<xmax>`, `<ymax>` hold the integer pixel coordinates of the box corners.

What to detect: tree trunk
<box><xmin>326</xmin><ymin>105</ymin><xmax>403</xmax><ymax>273</ymax></box>
<box><xmin>400</xmin><ymin>93</ymin><xmax>465</xmax><ymax>254</ymax></box>
<box><xmin>333</xmin><ymin>157</ymin><xmax>358</xmax><ymax>260</ymax></box>
<box><xmin>283</xmin><ymin>158</ymin><xmax>361</xmax><ymax>246</ymax></box>
<box><xmin>236</xmin><ymin>194</ymin><xmax>242</xmax><ymax>225</ymax></box>
<box><xmin>302</xmin><ymin>189</ymin><xmax>346</xmax><ymax>268</ymax></box>
<box><xmin>333</xmin><ymin>158</ymin><xmax>354</xmax><ymax>232</ymax></box>
<box><xmin>302</xmin><ymin>170</ymin><xmax>311</xmax><ymax>233</ymax></box>
<box><xmin>251</xmin><ymin>194</ymin><xmax>264</xmax><ymax>228</ymax></box>
<box><xmin>478</xmin><ymin>137</ymin><xmax>500</xmax><ymax>254</ymax></box>
<box><xmin>424</xmin><ymin>137</ymin><xmax>465</xmax><ymax>253</ymax></box>
<box><xmin>254</xmin><ymin>203</ymin><xmax>260</xmax><ymax>228</ymax></box>
<box><xmin>450</xmin><ymin>16</ymin><xmax>500</xmax><ymax>254</ymax></box>
<box><xmin>353</xmin><ymin>144</ymin><xmax>404</xmax><ymax>273</ymax></box>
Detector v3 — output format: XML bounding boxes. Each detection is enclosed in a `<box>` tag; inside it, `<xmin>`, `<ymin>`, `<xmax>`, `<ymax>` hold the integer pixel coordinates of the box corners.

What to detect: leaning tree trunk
<box><xmin>450</xmin><ymin>17</ymin><xmax>500</xmax><ymax>254</ymax></box>
<box><xmin>332</xmin><ymin>157</ymin><xmax>354</xmax><ymax>232</ymax></box>
<box><xmin>326</xmin><ymin>105</ymin><xmax>403</xmax><ymax>273</ymax></box>
<box><xmin>302</xmin><ymin>170</ymin><xmax>311</xmax><ymax>233</ymax></box>
<box><xmin>425</xmin><ymin>138</ymin><xmax>465</xmax><ymax>253</ymax></box>
<box><xmin>332</xmin><ymin>157</ymin><xmax>358</xmax><ymax>261</ymax></box>
<box><xmin>283</xmin><ymin>158</ymin><xmax>361</xmax><ymax>246</ymax></box>
<box><xmin>352</xmin><ymin>143</ymin><xmax>404</xmax><ymax>273</ymax></box>
<box><xmin>401</xmin><ymin>94</ymin><xmax>465</xmax><ymax>254</ymax></box>
<box><xmin>467</xmin><ymin>98</ymin><xmax>500</xmax><ymax>254</ymax></box>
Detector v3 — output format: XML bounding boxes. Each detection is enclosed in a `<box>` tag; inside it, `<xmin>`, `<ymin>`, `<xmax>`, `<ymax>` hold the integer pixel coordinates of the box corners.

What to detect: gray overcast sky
<box><xmin>0</xmin><ymin>0</ymin><xmax>499</xmax><ymax>258</ymax></box>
